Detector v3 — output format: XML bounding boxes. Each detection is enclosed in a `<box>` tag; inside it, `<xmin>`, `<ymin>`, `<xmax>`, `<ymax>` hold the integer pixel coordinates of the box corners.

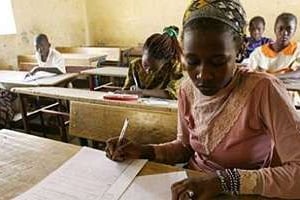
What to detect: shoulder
<box><xmin>51</xmin><ymin>48</ymin><xmax>63</xmax><ymax>57</ymax></box>
<box><xmin>129</xmin><ymin>58</ymin><xmax>142</xmax><ymax>69</ymax></box>
<box><xmin>241</xmin><ymin>71</ymin><xmax>284</xmax><ymax>94</ymax></box>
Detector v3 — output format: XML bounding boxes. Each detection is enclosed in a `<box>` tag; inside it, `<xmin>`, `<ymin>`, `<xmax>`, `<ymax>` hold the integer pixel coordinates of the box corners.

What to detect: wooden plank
<box><xmin>69</xmin><ymin>101</ymin><xmax>177</xmax><ymax>144</ymax></box>
<box><xmin>11</xmin><ymin>87</ymin><xmax>178</xmax><ymax>112</ymax></box>
<box><xmin>80</xmin><ymin>66</ymin><xmax>128</xmax><ymax>77</ymax></box>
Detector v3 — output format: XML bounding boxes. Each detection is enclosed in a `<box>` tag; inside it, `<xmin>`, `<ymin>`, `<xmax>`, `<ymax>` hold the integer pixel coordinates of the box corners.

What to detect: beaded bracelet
<box><xmin>216</xmin><ymin>169</ymin><xmax>241</xmax><ymax>196</ymax></box>
<box><xmin>216</xmin><ymin>170</ymin><xmax>229</xmax><ymax>193</ymax></box>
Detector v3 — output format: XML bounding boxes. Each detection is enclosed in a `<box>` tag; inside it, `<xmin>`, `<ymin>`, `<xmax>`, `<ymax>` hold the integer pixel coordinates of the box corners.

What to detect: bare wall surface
<box><xmin>0</xmin><ymin>0</ymin><xmax>86</xmax><ymax>68</ymax></box>
<box><xmin>1</xmin><ymin>0</ymin><xmax>300</xmax><ymax>68</ymax></box>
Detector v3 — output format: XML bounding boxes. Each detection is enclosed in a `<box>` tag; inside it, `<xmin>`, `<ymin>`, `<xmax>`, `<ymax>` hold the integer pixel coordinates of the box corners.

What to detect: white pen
<box><xmin>117</xmin><ymin>118</ymin><xmax>129</xmax><ymax>147</ymax></box>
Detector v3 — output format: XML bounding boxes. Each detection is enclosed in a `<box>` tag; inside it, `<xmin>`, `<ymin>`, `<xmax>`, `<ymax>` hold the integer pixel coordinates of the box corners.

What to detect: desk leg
<box><xmin>19</xmin><ymin>94</ymin><xmax>29</xmax><ymax>133</ymax></box>
<box><xmin>57</xmin><ymin>99</ymin><xmax>68</xmax><ymax>142</ymax></box>
<box><xmin>89</xmin><ymin>75</ymin><xmax>96</xmax><ymax>91</ymax></box>
<box><xmin>79</xmin><ymin>138</ymin><xmax>88</xmax><ymax>146</ymax></box>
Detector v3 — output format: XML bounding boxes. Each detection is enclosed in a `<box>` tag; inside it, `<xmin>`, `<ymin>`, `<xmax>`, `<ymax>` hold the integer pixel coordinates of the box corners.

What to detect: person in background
<box><xmin>249</xmin><ymin>13</ymin><xmax>300</xmax><ymax>74</ymax></box>
<box><xmin>106</xmin><ymin>0</ymin><xmax>300</xmax><ymax>199</ymax></box>
<box><xmin>244</xmin><ymin>16</ymin><xmax>271</xmax><ymax>60</ymax></box>
<box><xmin>26</xmin><ymin>33</ymin><xmax>65</xmax><ymax>77</ymax></box>
<box><xmin>122</xmin><ymin>26</ymin><xmax>184</xmax><ymax>99</ymax></box>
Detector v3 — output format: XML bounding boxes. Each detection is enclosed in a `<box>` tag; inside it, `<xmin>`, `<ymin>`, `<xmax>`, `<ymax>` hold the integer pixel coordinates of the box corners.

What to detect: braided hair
<box><xmin>143</xmin><ymin>26</ymin><xmax>182</xmax><ymax>62</ymax></box>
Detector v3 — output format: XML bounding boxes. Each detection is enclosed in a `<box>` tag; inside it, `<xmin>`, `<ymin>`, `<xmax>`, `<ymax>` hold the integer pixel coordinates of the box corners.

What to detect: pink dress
<box><xmin>153</xmin><ymin>70</ymin><xmax>300</xmax><ymax>198</ymax></box>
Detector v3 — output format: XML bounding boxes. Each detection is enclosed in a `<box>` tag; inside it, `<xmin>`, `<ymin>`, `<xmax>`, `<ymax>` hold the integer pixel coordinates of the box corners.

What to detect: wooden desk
<box><xmin>283</xmin><ymin>80</ymin><xmax>300</xmax><ymax>91</ymax></box>
<box><xmin>0</xmin><ymin>129</ymin><xmax>271</xmax><ymax>200</ymax></box>
<box><xmin>17</xmin><ymin>53</ymin><xmax>107</xmax><ymax>71</ymax></box>
<box><xmin>5</xmin><ymin>73</ymin><xmax>77</xmax><ymax>135</ymax></box>
<box><xmin>80</xmin><ymin>66</ymin><xmax>128</xmax><ymax>90</ymax></box>
<box><xmin>56</xmin><ymin>46</ymin><xmax>131</xmax><ymax>67</ymax></box>
<box><xmin>0</xmin><ymin>70</ymin><xmax>78</xmax><ymax>90</ymax></box>
<box><xmin>10</xmin><ymin>87</ymin><xmax>178</xmax><ymax>145</ymax></box>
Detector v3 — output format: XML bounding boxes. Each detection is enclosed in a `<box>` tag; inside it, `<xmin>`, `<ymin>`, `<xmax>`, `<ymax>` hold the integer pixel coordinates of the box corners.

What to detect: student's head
<box><xmin>274</xmin><ymin>13</ymin><xmax>297</xmax><ymax>47</ymax></box>
<box><xmin>249</xmin><ymin>16</ymin><xmax>266</xmax><ymax>41</ymax></box>
<box><xmin>182</xmin><ymin>0</ymin><xmax>246</xmax><ymax>96</ymax></box>
<box><xmin>34</xmin><ymin>33</ymin><xmax>51</xmax><ymax>57</ymax></box>
<box><xmin>142</xmin><ymin>26</ymin><xmax>182</xmax><ymax>73</ymax></box>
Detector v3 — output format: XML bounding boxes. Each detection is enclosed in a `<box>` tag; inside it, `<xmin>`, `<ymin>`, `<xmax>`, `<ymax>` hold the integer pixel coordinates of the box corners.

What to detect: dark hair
<box><xmin>35</xmin><ymin>33</ymin><xmax>49</xmax><ymax>44</ymax></box>
<box><xmin>143</xmin><ymin>26</ymin><xmax>182</xmax><ymax>62</ymax></box>
<box><xmin>275</xmin><ymin>13</ymin><xmax>297</xmax><ymax>28</ymax></box>
<box><xmin>249</xmin><ymin>16</ymin><xmax>266</xmax><ymax>27</ymax></box>
<box><xmin>183</xmin><ymin>18</ymin><xmax>245</xmax><ymax>61</ymax></box>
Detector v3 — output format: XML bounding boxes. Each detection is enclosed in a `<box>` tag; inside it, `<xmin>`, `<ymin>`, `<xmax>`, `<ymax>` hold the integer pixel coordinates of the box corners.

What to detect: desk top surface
<box><xmin>11</xmin><ymin>87</ymin><xmax>178</xmax><ymax>112</ymax></box>
<box><xmin>0</xmin><ymin>129</ymin><xmax>268</xmax><ymax>200</ymax></box>
<box><xmin>80</xmin><ymin>66</ymin><xmax>128</xmax><ymax>77</ymax></box>
<box><xmin>0</xmin><ymin>70</ymin><xmax>77</xmax><ymax>89</ymax></box>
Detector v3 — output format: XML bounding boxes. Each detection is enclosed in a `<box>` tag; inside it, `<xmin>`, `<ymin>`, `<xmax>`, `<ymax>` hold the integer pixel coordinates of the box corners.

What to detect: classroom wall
<box><xmin>1</xmin><ymin>0</ymin><xmax>300</xmax><ymax>68</ymax></box>
<box><xmin>86</xmin><ymin>0</ymin><xmax>300</xmax><ymax>46</ymax></box>
<box><xmin>0</xmin><ymin>0</ymin><xmax>87</xmax><ymax>68</ymax></box>
<box><xmin>85</xmin><ymin>0</ymin><xmax>187</xmax><ymax>46</ymax></box>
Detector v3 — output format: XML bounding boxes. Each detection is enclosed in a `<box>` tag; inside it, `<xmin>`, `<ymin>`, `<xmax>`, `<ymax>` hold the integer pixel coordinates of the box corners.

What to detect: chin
<box><xmin>199</xmin><ymin>88</ymin><xmax>218</xmax><ymax>96</ymax></box>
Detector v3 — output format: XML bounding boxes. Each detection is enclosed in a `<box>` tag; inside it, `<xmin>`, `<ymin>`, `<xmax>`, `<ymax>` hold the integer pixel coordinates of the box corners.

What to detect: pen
<box><xmin>132</xmin><ymin>70</ymin><xmax>139</xmax><ymax>90</ymax></box>
<box><xmin>117</xmin><ymin>118</ymin><xmax>129</xmax><ymax>147</ymax></box>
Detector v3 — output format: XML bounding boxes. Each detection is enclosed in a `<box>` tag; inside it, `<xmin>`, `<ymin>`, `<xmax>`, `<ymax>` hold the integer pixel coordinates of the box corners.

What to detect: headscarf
<box><xmin>183</xmin><ymin>0</ymin><xmax>247</xmax><ymax>36</ymax></box>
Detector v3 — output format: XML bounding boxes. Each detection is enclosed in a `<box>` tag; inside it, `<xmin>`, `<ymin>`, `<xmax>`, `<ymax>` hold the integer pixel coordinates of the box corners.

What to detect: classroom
<box><xmin>1</xmin><ymin>0</ymin><xmax>300</xmax><ymax>199</ymax></box>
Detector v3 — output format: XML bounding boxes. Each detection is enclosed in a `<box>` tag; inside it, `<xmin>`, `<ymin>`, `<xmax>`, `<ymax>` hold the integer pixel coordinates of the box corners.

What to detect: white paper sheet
<box><xmin>14</xmin><ymin>147</ymin><xmax>147</xmax><ymax>200</ymax></box>
<box><xmin>119</xmin><ymin>171</ymin><xmax>188</xmax><ymax>200</ymax></box>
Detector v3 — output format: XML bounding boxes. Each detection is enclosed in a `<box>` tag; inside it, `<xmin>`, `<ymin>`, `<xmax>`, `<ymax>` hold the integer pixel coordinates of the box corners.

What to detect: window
<box><xmin>0</xmin><ymin>0</ymin><xmax>16</xmax><ymax>35</ymax></box>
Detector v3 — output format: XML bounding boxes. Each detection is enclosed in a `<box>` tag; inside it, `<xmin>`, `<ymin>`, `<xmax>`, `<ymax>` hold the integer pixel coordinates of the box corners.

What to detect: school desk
<box><xmin>80</xmin><ymin>66</ymin><xmax>128</xmax><ymax>90</ymax></box>
<box><xmin>0</xmin><ymin>129</ymin><xmax>272</xmax><ymax>200</ymax></box>
<box><xmin>0</xmin><ymin>70</ymin><xmax>78</xmax><ymax>90</ymax></box>
<box><xmin>10</xmin><ymin>87</ymin><xmax>178</xmax><ymax>145</ymax></box>
<box><xmin>55</xmin><ymin>46</ymin><xmax>131</xmax><ymax>67</ymax></box>
<box><xmin>5</xmin><ymin>73</ymin><xmax>77</xmax><ymax>138</ymax></box>
<box><xmin>17</xmin><ymin>53</ymin><xmax>107</xmax><ymax>71</ymax></box>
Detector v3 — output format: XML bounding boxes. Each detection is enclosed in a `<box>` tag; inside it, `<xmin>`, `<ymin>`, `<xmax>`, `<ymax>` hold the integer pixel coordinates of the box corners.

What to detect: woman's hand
<box><xmin>105</xmin><ymin>137</ymin><xmax>143</xmax><ymax>162</ymax></box>
<box><xmin>171</xmin><ymin>173</ymin><xmax>222</xmax><ymax>200</ymax></box>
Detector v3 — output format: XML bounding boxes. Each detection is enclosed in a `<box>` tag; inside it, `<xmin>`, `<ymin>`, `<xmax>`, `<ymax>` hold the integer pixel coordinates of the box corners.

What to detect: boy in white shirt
<box><xmin>26</xmin><ymin>33</ymin><xmax>65</xmax><ymax>77</ymax></box>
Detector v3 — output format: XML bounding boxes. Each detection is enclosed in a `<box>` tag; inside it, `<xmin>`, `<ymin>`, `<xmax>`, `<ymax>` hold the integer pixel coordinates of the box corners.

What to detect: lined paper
<box><xmin>14</xmin><ymin>147</ymin><xmax>147</xmax><ymax>200</ymax></box>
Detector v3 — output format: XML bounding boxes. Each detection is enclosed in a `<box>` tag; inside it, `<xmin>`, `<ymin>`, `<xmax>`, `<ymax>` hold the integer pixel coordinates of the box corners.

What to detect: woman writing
<box><xmin>107</xmin><ymin>0</ymin><xmax>300</xmax><ymax>199</ymax></box>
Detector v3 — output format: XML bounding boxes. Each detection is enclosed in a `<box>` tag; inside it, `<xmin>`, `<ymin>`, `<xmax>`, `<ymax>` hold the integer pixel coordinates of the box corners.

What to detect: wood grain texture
<box><xmin>69</xmin><ymin>101</ymin><xmax>177</xmax><ymax>144</ymax></box>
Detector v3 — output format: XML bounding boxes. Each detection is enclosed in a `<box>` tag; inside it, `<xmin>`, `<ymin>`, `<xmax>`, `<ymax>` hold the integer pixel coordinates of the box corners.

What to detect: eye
<box><xmin>210</xmin><ymin>56</ymin><xmax>228</xmax><ymax>66</ymax></box>
<box><xmin>184</xmin><ymin>57</ymin><xmax>201</xmax><ymax>69</ymax></box>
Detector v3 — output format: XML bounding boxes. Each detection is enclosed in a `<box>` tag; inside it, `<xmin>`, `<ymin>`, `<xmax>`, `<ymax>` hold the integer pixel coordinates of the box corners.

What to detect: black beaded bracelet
<box><xmin>217</xmin><ymin>169</ymin><xmax>241</xmax><ymax>196</ymax></box>
<box><xmin>216</xmin><ymin>170</ymin><xmax>229</xmax><ymax>193</ymax></box>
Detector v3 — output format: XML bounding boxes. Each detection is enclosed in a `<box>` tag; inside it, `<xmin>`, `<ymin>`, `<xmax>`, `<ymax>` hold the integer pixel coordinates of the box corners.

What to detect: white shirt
<box><xmin>249</xmin><ymin>42</ymin><xmax>300</xmax><ymax>73</ymax></box>
<box><xmin>35</xmin><ymin>48</ymin><xmax>66</xmax><ymax>73</ymax></box>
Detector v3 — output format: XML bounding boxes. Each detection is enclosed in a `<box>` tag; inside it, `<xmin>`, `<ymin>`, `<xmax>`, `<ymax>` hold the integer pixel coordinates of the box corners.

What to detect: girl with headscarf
<box><xmin>106</xmin><ymin>0</ymin><xmax>300</xmax><ymax>199</ymax></box>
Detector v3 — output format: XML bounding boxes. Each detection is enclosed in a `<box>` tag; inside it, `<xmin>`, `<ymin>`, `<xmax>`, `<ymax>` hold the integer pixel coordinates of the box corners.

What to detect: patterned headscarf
<box><xmin>183</xmin><ymin>0</ymin><xmax>247</xmax><ymax>36</ymax></box>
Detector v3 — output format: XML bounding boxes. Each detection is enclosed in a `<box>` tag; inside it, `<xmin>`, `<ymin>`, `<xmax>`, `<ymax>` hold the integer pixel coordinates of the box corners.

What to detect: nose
<box><xmin>195</xmin><ymin>65</ymin><xmax>213</xmax><ymax>81</ymax></box>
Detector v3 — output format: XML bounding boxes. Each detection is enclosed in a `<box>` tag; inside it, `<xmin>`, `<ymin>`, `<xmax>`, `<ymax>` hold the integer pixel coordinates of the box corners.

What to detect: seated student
<box><xmin>122</xmin><ymin>26</ymin><xmax>184</xmax><ymax>99</ymax></box>
<box><xmin>244</xmin><ymin>16</ymin><xmax>271</xmax><ymax>60</ymax></box>
<box><xmin>249</xmin><ymin>13</ymin><xmax>300</xmax><ymax>74</ymax></box>
<box><xmin>106</xmin><ymin>1</ymin><xmax>300</xmax><ymax>199</ymax></box>
<box><xmin>26</xmin><ymin>33</ymin><xmax>65</xmax><ymax>77</ymax></box>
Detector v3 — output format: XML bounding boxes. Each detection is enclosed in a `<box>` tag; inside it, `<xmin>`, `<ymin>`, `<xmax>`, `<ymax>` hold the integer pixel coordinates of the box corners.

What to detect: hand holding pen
<box><xmin>106</xmin><ymin>118</ymin><xmax>142</xmax><ymax>161</ymax></box>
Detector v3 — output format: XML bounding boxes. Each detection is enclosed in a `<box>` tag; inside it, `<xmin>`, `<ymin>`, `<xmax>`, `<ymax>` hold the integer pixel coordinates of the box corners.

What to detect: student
<box><xmin>122</xmin><ymin>26</ymin><xmax>184</xmax><ymax>99</ymax></box>
<box><xmin>26</xmin><ymin>33</ymin><xmax>65</xmax><ymax>77</ymax></box>
<box><xmin>249</xmin><ymin>13</ymin><xmax>300</xmax><ymax>74</ymax></box>
<box><xmin>244</xmin><ymin>16</ymin><xmax>271</xmax><ymax>59</ymax></box>
<box><xmin>106</xmin><ymin>0</ymin><xmax>300</xmax><ymax>199</ymax></box>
